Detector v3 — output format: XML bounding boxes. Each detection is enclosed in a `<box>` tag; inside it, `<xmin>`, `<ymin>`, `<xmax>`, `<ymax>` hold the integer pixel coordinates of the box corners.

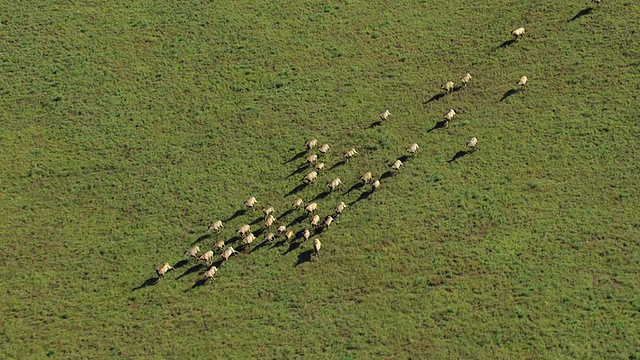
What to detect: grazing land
<box><xmin>1</xmin><ymin>0</ymin><xmax>639</xmax><ymax>358</ymax></box>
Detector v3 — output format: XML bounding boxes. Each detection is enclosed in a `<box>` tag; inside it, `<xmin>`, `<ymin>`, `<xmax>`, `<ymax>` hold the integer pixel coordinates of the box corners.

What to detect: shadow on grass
<box><xmin>367</xmin><ymin>120</ymin><xmax>383</xmax><ymax>128</ymax></box>
<box><xmin>311</xmin><ymin>190</ymin><xmax>331</xmax><ymax>202</ymax></box>
<box><xmin>278</xmin><ymin>208</ymin><xmax>296</xmax><ymax>219</ymax></box>
<box><xmin>349</xmin><ymin>190</ymin><xmax>373</xmax><ymax>206</ymax></box>
<box><xmin>250</xmin><ymin>239</ymin><xmax>271</xmax><ymax>253</ymax></box>
<box><xmin>344</xmin><ymin>182</ymin><xmax>363</xmax><ymax>195</ymax></box>
<box><xmin>273</xmin><ymin>238</ymin><xmax>288</xmax><ymax>248</ymax></box>
<box><xmin>282</xmin><ymin>241</ymin><xmax>301</xmax><ymax>255</ymax></box>
<box><xmin>190</xmin><ymin>233</ymin><xmax>211</xmax><ymax>246</ymax></box>
<box><xmin>177</xmin><ymin>264</ymin><xmax>205</xmax><ymax>280</ymax></box>
<box><xmin>284</xmin><ymin>150</ymin><xmax>307</xmax><ymax>164</ymax></box>
<box><xmin>184</xmin><ymin>278</ymin><xmax>209</xmax><ymax>292</ymax></box>
<box><xmin>497</xmin><ymin>39</ymin><xmax>517</xmax><ymax>49</ymax></box>
<box><xmin>499</xmin><ymin>89</ymin><xmax>520</xmax><ymax>102</ymax></box>
<box><xmin>288</xmin><ymin>213</ymin><xmax>308</xmax><ymax>227</ymax></box>
<box><xmin>254</xmin><ymin>228</ymin><xmax>266</xmax><ymax>238</ymax></box>
<box><xmin>380</xmin><ymin>171</ymin><xmax>394</xmax><ymax>180</ymax></box>
<box><xmin>172</xmin><ymin>259</ymin><xmax>189</xmax><ymax>270</ymax></box>
<box><xmin>568</xmin><ymin>7</ymin><xmax>593</xmax><ymax>22</ymax></box>
<box><xmin>296</xmin><ymin>250</ymin><xmax>314</xmax><ymax>266</ymax></box>
<box><xmin>448</xmin><ymin>150</ymin><xmax>470</xmax><ymax>163</ymax></box>
<box><xmin>224</xmin><ymin>209</ymin><xmax>246</xmax><ymax>222</ymax></box>
<box><xmin>428</xmin><ymin>120</ymin><xmax>448</xmax><ymax>133</ymax></box>
<box><xmin>296</xmin><ymin>229</ymin><xmax>309</xmax><ymax>240</ymax></box>
<box><xmin>424</xmin><ymin>93</ymin><xmax>445</xmax><ymax>104</ymax></box>
<box><xmin>328</xmin><ymin>160</ymin><xmax>346</xmax><ymax>171</ymax></box>
<box><xmin>238</xmin><ymin>243</ymin><xmax>252</xmax><ymax>253</ymax></box>
<box><xmin>226</xmin><ymin>235</ymin><xmax>241</xmax><ymax>245</ymax></box>
<box><xmin>399</xmin><ymin>155</ymin><xmax>412</xmax><ymax>163</ymax></box>
<box><xmin>132</xmin><ymin>277</ymin><xmax>160</xmax><ymax>291</ymax></box>
<box><xmin>285</xmin><ymin>183</ymin><xmax>307</xmax><ymax>197</ymax></box>
<box><xmin>286</xmin><ymin>164</ymin><xmax>310</xmax><ymax>179</ymax></box>
<box><xmin>250</xmin><ymin>216</ymin><xmax>264</xmax><ymax>225</ymax></box>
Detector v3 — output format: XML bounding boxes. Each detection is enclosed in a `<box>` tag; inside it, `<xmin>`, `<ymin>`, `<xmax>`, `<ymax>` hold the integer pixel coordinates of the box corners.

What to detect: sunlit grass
<box><xmin>0</xmin><ymin>0</ymin><xmax>639</xmax><ymax>358</ymax></box>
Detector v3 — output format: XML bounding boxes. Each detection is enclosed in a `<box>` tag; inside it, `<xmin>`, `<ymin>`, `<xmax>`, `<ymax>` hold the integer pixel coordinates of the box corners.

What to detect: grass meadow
<box><xmin>1</xmin><ymin>0</ymin><xmax>639</xmax><ymax>358</ymax></box>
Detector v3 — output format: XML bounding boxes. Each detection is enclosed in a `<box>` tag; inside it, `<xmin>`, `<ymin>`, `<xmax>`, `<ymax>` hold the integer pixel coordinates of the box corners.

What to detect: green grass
<box><xmin>1</xmin><ymin>0</ymin><xmax>639</xmax><ymax>358</ymax></box>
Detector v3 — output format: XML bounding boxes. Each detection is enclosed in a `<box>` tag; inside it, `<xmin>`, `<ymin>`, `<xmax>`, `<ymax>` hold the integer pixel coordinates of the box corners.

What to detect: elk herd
<box><xmin>153</xmin><ymin>132</ymin><xmax>422</xmax><ymax>286</ymax></box>
<box><xmin>150</xmin><ymin>15</ymin><xmax>600</xmax><ymax>287</ymax></box>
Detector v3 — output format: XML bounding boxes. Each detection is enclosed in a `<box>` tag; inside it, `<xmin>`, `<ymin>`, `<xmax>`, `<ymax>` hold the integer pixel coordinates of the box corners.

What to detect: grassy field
<box><xmin>1</xmin><ymin>0</ymin><xmax>639</xmax><ymax>358</ymax></box>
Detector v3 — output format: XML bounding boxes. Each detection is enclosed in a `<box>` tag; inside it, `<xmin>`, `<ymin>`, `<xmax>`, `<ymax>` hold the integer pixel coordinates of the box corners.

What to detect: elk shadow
<box><xmin>184</xmin><ymin>278</ymin><xmax>209</xmax><ymax>292</ymax></box>
<box><xmin>172</xmin><ymin>259</ymin><xmax>189</xmax><ymax>270</ymax></box>
<box><xmin>288</xmin><ymin>213</ymin><xmax>308</xmax><ymax>227</ymax></box>
<box><xmin>284</xmin><ymin>150</ymin><xmax>307</xmax><ymax>164</ymax></box>
<box><xmin>448</xmin><ymin>150</ymin><xmax>470</xmax><ymax>163</ymax></box>
<box><xmin>568</xmin><ymin>7</ymin><xmax>593</xmax><ymax>22</ymax></box>
<box><xmin>328</xmin><ymin>160</ymin><xmax>346</xmax><ymax>171</ymax></box>
<box><xmin>250</xmin><ymin>239</ymin><xmax>271</xmax><ymax>253</ymax></box>
<box><xmin>282</xmin><ymin>241</ymin><xmax>301</xmax><ymax>255</ymax></box>
<box><xmin>380</xmin><ymin>171</ymin><xmax>394</xmax><ymax>180</ymax></box>
<box><xmin>226</xmin><ymin>235</ymin><xmax>241</xmax><ymax>245</ymax></box>
<box><xmin>286</xmin><ymin>164</ymin><xmax>310</xmax><ymax>179</ymax></box>
<box><xmin>311</xmin><ymin>190</ymin><xmax>331</xmax><ymax>202</ymax></box>
<box><xmin>344</xmin><ymin>182</ymin><xmax>363</xmax><ymax>195</ymax></box>
<box><xmin>399</xmin><ymin>155</ymin><xmax>412</xmax><ymax>163</ymax></box>
<box><xmin>250</xmin><ymin>216</ymin><xmax>264</xmax><ymax>225</ymax></box>
<box><xmin>428</xmin><ymin>120</ymin><xmax>448</xmax><ymax>133</ymax></box>
<box><xmin>452</xmin><ymin>85</ymin><xmax>464</xmax><ymax>93</ymax></box>
<box><xmin>209</xmin><ymin>259</ymin><xmax>224</xmax><ymax>269</ymax></box>
<box><xmin>497</xmin><ymin>39</ymin><xmax>517</xmax><ymax>49</ymax></box>
<box><xmin>238</xmin><ymin>243</ymin><xmax>252</xmax><ymax>253</ymax></box>
<box><xmin>296</xmin><ymin>229</ymin><xmax>309</xmax><ymax>240</ymax></box>
<box><xmin>367</xmin><ymin>120</ymin><xmax>383</xmax><ymax>128</ymax></box>
<box><xmin>285</xmin><ymin>183</ymin><xmax>307</xmax><ymax>197</ymax></box>
<box><xmin>296</xmin><ymin>250</ymin><xmax>314</xmax><ymax>266</ymax></box>
<box><xmin>216</xmin><ymin>258</ymin><xmax>231</xmax><ymax>267</ymax></box>
<box><xmin>132</xmin><ymin>277</ymin><xmax>160</xmax><ymax>291</ymax></box>
<box><xmin>273</xmin><ymin>238</ymin><xmax>288</xmax><ymax>248</ymax></box>
<box><xmin>177</xmin><ymin>264</ymin><xmax>205</xmax><ymax>280</ymax></box>
<box><xmin>349</xmin><ymin>190</ymin><xmax>373</xmax><ymax>206</ymax></box>
<box><xmin>224</xmin><ymin>209</ymin><xmax>246</xmax><ymax>222</ymax></box>
<box><xmin>190</xmin><ymin>233</ymin><xmax>211</xmax><ymax>246</ymax></box>
<box><xmin>424</xmin><ymin>93</ymin><xmax>446</xmax><ymax>104</ymax></box>
<box><xmin>499</xmin><ymin>89</ymin><xmax>520</xmax><ymax>102</ymax></box>
<box><xmin>279</xmin><ymin>208</ymin><xmax>296</xmax><ymax>219</ymax></box>
<box><xmin>254</xmin><ymin>228</ymin><xmax>266</xmax><ymax>238</ymax></box>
